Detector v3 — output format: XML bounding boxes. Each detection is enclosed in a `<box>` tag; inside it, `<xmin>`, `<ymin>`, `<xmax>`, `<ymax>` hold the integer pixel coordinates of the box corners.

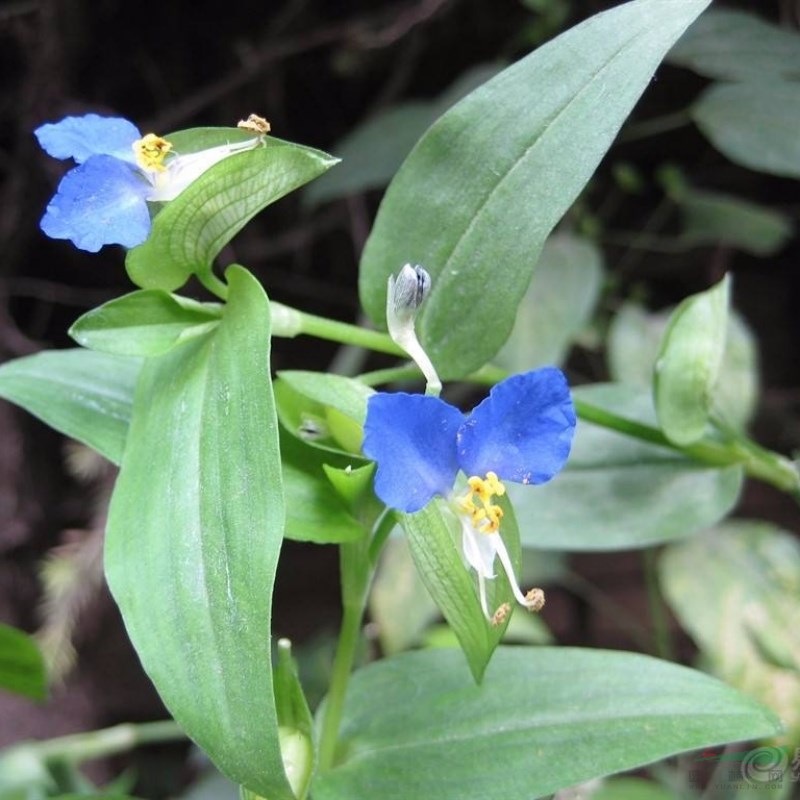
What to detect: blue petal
<box><xmin>363</xmin><ymin>393</ymin><xmax>464</xmax><ymax>513</ymax></box>
<box><xmin>35</xmin><ymin>114</ymin><xmax>141</xmax><ymax>164</ymax></box>
<box><xmin>456</xmin><ymin>367</ymin><xmax>576</xmax><ymax>485</ymax></box>
<box><xmin>40</xmin><ymin>156</ymin><xmax>151</xmax><ymax>252</ymax></box>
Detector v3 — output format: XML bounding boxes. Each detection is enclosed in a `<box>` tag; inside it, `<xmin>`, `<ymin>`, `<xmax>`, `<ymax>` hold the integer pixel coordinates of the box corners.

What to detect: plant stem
<box><xmin>318</xmin><ymin>541</ymin><xmax>371</xmax><ymax>771</ymax></box>
<box><xmin>643</xmin><ymin>549</ymin><xmax>673</xmax><ymax>661</ymax></box>
<box><xmin>196</xmin><ymin>266</ymin><xmax>230</xmax><ymax>301</ymax></box>
<box><xmin>11</xmin><ymin>720</ymin><xmax>184</xmax><ymax>765</ymax></box>
<box><xmin>270</xmin><ymin>301</ymin><xmax>405</xmax><ymax>357</ymax></box>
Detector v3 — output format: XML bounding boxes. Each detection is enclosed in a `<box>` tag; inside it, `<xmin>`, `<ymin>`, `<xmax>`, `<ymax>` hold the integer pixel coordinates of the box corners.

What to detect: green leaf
<box><xmin>0</xmin><ymin>624</ymin><xmax>46</xmax><ymax>701</ymax></box>
<box><xmin>678</xmin><ymin>188</ymin><xmax>793</xmax><ymax>257</ymax></box>
<box><xmin>70</xmin><ymin>291</ymin><xmax>221</xmax><ymax>357</ymax></box>
<box><xmin>660</xmin><ymin>521</ymin><xmax>800</xmax><ymax>745</ymax></box>
<box><xmin>654</xmin><ymin>274</ymin><xmax>730</xmax><ymax>446</ymax></box>
<box><xmin>359</xmin><ymin>0</ymin><xmax>711</xmax><ymax>379</ymax></box>
<box><xmin>276</xmin><ymin>372</ymin><xmax>373</xmax><ymax>426</ymax></box>
<box><xmin>668</xmin><ymin>8</ymin><xmax>800</xmax><ymax>82</ymax></box>
<box><xmin>304</xmin><ymin>64</ymin><xmax>503</xmax><ymax>207</ymax></box>
<box><xmin>0</xmin><ymin>349</ymin><xmax>140</xmax><ymax>465</ymax></box>
<box><xmin>126</xmin><ymin>138</ymin><xmax>339</xmax><ymax>292</ymax></box>
<box><xmin>609</xmin><ymin>301</ymin><xmax>759</xmax><ymax>431</ymax></box>
<box><xmin>281</xmin><ymin>433</ymin><xmax>365</xmax><ymax>544</ymax></box>
<box><xmin>401</xmin><ymin>496</ymin><xmax>519</xmax><ymax>683</ymax></box>
<box><xmin>105</xmin><ymin>266</ymin><xmax>293</xmax><ymax>798</ymax></box>
<box><xmin>507</xmin><ymin>384</ymin><xmax>743</xmax><ymax>551</ymax></box>
<box><xmin>692</xmin><ymin>82</ymin><xmax>800</xmax><ymax>178</ymax></box>
<box><xmin>311</xmin><ymin>647</ymin><xmax>780</xmax><ymax>799</ymax></box>
<box><xmin>495</xmin><ymin>232</ymin><xmax>604</xmax><ymax>371</ymax></box>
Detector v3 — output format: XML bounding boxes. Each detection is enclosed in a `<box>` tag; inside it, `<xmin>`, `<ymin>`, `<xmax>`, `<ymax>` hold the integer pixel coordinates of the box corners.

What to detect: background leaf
<box><xmin>660</xmin><ymin>521</ymin><xmax>800</xmax><ymax>745</ymax></box>
<box><xmin>495</xmin><ymin>232</ymin><xmax>604</xmax><ymax>371</ymax></box>
<box><xmin>105</xmin><ymin>267</ymin><xmax>293</xmax><ymax>798</ymax></box>
<box><xmin>0</xmin><ymin>349</ymin><xmax>140</xmax><ymax>465</ymax></box>
<box><xmin>0</xmin><ymin>624</ymin><xmax>46</xmax><ymax>701</ymax></box>
<box><xmin>677</xmin><ymin>188</ymin><xmax>793</xmax><ymax>257</ymax></box>
<box><xmin>668</xmin><ymin>8</ymin><xmax>800</xmax><ymax>82</ymax></box>
<box><xmin>126</xmin><ymin>138</ymin><xmax>339</xmax><ymax>292</ymax></box>
<box><xmin>508</xmin><ymin>384</ymin><xmax>743</xmax><ymax>551</ymax></box>
<box><xmin>312</xmin><ymin>647</ymin><xmax>780</xmax><ymax>800</ymax></box>
<box><xmin>359</xmin><ymin>0</ymin><xmax>711</xmax><ymax>379</ymax></box>
<box><xmin>692</xmin><ymin>82</ymin><xmax>800</xmax><ymax>178</ymax></box>
<box><xmin>304</xmin><ymin>64</ymin><xmax>503</xmax><ymax>207</ymax></box>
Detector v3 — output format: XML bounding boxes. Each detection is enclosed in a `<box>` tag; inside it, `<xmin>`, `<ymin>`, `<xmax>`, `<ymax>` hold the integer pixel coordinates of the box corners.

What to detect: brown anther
<box><xmin>491</xmin><ymin>603</ymin><xmax>511</xmax><ymax>627</ymax></box>
<box><xmin>238</xmin><ymin>114</ymin><xmax>271</xmax><ymax>134</ymax></box>
<box><xmin>524</xmin><ymin>588</ymin><xmax>545</xmax><ymax>613</ymax></box>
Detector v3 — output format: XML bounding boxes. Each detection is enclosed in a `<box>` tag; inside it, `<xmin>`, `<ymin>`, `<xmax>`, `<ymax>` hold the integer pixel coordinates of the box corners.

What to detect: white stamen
<box><xmin>147</xmin><ymin>137</ymin><xmax>262</xmax><ymax>202</ymax></box>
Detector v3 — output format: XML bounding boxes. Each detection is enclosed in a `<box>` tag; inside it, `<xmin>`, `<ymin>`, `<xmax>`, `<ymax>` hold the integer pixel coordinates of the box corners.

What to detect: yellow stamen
<box><xmin>133</xmin><ymin>133</ymin><xmax>173</xmax><ymax>172</ymax></box>
<box><xmin>457</xmin><ymin>471</ymin><xmax>506</xmax><ymax>534</ymax></box>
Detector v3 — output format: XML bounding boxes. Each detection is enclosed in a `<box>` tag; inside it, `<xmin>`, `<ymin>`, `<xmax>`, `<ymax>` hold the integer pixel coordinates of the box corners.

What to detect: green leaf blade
<box><xmin>105</xmin><ymin>266</ymin><xmax>293</xmax><ymax>798</ymax></box>
<box><xmin>70</xmin><ymin>290</ymin><xmax>221</xmax><ymax>357</ymax></box>
<box><xmin>0</xmin><ymin>349</ymin><xmax>140</xmax><ymax>465</ymax></box>
<box><xmin>359</xmin><ymin>0</ymin><xmax>711</xmax><ymax>378</ymax></box>
<box><xmin>313</xmin><ymin>647</ymin><xmax>781</xmax><ymax>800</ymax></box>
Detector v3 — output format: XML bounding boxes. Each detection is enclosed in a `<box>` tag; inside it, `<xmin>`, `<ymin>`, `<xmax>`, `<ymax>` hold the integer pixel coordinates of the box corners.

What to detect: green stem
<box><xmin>270</xmin><ymin>302</ymin><xmax>405</xmax><ymax>357</ymax></box>
<box><xmin>196</xmin><ymin>266</ymin><xmax>230</xmax><ymax>301</ymax></box>
<box><xmin>318</xmin><ymin>541</ymin><xmax>371</xmax><ymax>771</ymax></box>
<box><xmin>643</xmin><ymin>549</ymin><xmax>673</xmax><ymax>661</ymax></box>
<box><xmin>357</xmin><ymin>365</ymin><xmax>421</xmax><ymax>387</ymax></box>
<box><xmin>11</xmin><ymin>720</ymin><xmax>184</xmax><ymax>765</ymax></box>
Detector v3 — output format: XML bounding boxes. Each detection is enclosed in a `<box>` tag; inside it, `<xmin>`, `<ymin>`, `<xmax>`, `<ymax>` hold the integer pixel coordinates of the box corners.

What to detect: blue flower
<box><xmin>35</xmin><ymin>114</ymin><xmax>262</xmax><ymax>253</ymax></box>
<box><xmin>363</xmin><ymin>367</ymin><xmax>576</xmax><ymax>619</ymax></box>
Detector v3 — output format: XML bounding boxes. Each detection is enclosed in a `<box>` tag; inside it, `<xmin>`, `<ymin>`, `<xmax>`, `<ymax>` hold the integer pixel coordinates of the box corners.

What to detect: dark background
<box><xmin>1</xmin><ymin>0</ymin><xmax>798</xmax><ymax>795</ymax></box>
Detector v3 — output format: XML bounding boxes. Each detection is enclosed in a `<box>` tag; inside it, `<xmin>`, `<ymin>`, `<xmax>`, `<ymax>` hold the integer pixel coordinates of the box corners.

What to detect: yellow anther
<box><xmin>133</xmin><ymin>133</ymin><xmax>173</xmax><ymax>172</ymax></box>
<box><xmin>457</xmin><ymin>473</ymin><xmax>507</xmax><ymax>534</ymax></box>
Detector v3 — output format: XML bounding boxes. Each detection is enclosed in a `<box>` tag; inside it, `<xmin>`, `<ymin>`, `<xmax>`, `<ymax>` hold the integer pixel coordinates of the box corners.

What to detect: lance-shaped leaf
<box><xmin>312</xmin><ymin>647</ymin><xmax>781</xmax><ymax>799</ymax></box>
<box><xmin>127</xmin><ymin>137</ymin><xmax>339</xmax><ymax>292</ymax></box>
<box><xmin>105</xmin><ymin>266</ymin><xmax>294</xmax><ymax>798</ymax></box>
<box><xmin>359</xmin><ymin>0</ymin><xmax>711</xmax><ymax>379</ymax></box>
<box><xmin>0</xmin><ymin>349</ymin><xmax>140</xmax><ymax>465</ymax></box>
